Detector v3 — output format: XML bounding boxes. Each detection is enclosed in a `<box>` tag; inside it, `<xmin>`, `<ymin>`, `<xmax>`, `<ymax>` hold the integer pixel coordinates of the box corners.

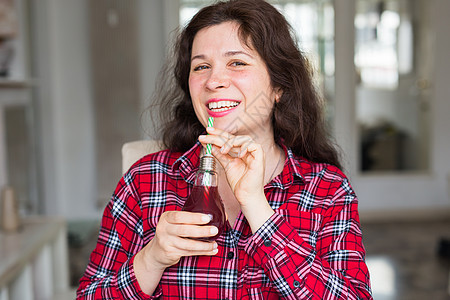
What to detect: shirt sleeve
<box><xmin>245</xmin><ymin>179</ymin><xmax>372</xmax><ymax>300</ymax></box>
<box><xmin>76</xmin><ymin>176</ymin><xmax>162</xmax><ymax>300</ymax></box>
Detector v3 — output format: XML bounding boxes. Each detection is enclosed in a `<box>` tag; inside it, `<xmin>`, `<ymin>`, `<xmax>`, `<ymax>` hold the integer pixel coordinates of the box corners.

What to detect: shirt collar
<box><xmin>268</xmin><ymin>143</ymin><xmax>304</xmax><ymax>189</ymax></box>
<box><xmin>171</xmin><ymin>141</ymin><xmax>203</xmax><ymax>185</ymax></box>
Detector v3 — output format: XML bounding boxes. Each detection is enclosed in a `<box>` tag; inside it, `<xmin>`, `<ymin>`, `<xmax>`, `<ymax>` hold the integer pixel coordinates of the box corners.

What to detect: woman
<box><xmin>77</xmin><ymin>0</ymin><xmax>372</xmax><ymax>299</ymax></box>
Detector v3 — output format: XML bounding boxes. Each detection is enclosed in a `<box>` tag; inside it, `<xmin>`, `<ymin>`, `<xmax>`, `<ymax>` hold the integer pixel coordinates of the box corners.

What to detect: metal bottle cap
<box><xmin>199</xmin><ymin>154</ymin><xmax>216</xmax><ymax>171</ymax></box>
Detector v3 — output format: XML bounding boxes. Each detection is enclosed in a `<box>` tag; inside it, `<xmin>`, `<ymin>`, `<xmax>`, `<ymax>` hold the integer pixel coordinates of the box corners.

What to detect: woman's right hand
<box><xmin>134</xmin><ymin>211</ymin><xmax>218</xmax><ymax>295</ymax></box>
<box><xmin>145</xmin><ymin>211</ymin><xmax>219</xmax><ymax>268</ymax></box>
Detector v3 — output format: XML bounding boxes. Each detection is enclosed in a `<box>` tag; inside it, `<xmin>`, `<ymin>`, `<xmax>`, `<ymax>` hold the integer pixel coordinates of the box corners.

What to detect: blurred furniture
<box><xmin>0</xmin><ymin>217</ymin><xmax>69</xmax><ymax>300</ymax></box>
<box><xmin>121</xmin><ymin>140</ymin><xmax>163</xmax><ymax>174</ymax></box>
<box><xmin>360</xmin><ymin>122</ymin><xmax>408</xmax><ymax>171</ymax></box>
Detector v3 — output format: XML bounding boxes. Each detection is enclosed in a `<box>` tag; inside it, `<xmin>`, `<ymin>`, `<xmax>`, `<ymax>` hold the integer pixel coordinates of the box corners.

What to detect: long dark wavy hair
<box><xmin>149</xmin><ymin>0</ymin><xmax>342</xmax><ymax>169</ymax></box>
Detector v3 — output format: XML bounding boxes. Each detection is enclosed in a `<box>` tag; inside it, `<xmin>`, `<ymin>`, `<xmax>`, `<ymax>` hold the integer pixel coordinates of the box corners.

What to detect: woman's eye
<box><xmin>231</xmin><ymin>61</ymin><xmax>247</xmax><ymax>67</ymax></box>
<box><xmin>193</xmin><ymin>65</ymin><xmax>209</xmax><ymax>71</ymax></box>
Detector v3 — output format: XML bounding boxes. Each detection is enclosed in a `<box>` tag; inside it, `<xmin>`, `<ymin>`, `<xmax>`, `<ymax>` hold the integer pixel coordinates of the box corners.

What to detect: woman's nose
<box><xmin>205</xmin><ymin>68</ymin><xmax>230</xmax><ymax>90</ymax></box>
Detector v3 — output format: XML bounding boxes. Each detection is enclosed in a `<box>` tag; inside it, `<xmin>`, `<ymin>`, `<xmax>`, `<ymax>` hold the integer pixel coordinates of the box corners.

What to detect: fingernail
<box><xmin>210</xmin><ymin>226</ymin><xmax>218</xmax><ymax>235</ymax></box>
<box><xmin>202</xmin><ymin>214</ymin><xmax>213</xmax><ymax>222</ymax></box>
<box><xmin>198</xmin><ymin>135</ymin><xmax>206</xmax><ymax>140</ymax></box>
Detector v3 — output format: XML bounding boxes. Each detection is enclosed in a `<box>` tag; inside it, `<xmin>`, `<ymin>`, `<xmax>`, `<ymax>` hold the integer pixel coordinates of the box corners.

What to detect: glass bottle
<box><xmin>182</xmin><ymin>154</ymin><xmax>226</xmax><ymax>241</ymax></box>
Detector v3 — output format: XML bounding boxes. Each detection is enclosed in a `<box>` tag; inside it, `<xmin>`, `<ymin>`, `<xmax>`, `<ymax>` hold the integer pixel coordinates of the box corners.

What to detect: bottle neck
<box><xmin>196</xmin><ymin>155</ymin><xmax>217</xmax><ymax>187</ymax></box>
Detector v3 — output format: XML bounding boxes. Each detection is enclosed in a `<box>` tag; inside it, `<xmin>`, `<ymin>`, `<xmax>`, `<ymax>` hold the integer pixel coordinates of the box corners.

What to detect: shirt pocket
<box><xmin>275</xmin><ymin>209</ymin><xmax>323</xmax><ymax>249</ymax></box>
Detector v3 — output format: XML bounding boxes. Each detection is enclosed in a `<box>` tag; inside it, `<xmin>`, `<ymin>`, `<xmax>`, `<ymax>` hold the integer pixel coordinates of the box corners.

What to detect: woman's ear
<box><xmin>274</xmin><ymin>88</ymin><xmax>283</xmax><ymax>103</ymax></box>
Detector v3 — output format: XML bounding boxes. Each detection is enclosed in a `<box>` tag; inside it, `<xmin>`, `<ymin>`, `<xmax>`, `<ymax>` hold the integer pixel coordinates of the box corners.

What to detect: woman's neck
<box><xmin>262</xmin><ymin>139</ymin><xmax>284</xmax><ymax>184</ymax></box>
<box><xmin>248</xmin><ymin>132</ymin><xmax>284</xmax><ymax>184</ymax></box>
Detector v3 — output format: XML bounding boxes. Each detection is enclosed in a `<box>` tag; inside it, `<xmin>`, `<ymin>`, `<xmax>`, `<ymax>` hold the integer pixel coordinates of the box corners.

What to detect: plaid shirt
<box><xmin>77</xmin><ymin>142</ymin><xmax>372</xmax><ymax>299</ymax></box>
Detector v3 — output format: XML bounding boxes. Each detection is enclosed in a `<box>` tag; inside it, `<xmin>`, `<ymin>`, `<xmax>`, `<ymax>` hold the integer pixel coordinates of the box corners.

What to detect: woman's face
<box><xmin>188</xmin><ymin>21</ymin><xmax>281</xmax><ymax>140</ymax></box>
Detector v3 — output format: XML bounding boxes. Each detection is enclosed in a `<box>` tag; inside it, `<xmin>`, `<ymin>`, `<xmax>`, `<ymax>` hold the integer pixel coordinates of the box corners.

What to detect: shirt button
<box><xmin>293</xmin><ymin>280</ymin><xmax>300</xmax><ymax>288</ymax></box>
<box><xmin>263</xmin><ymin>239</ymin><xmax>272</xmax><ymax>247</ymax></box>
<box><xmin>227</xmin><ymin>251</ymin><xmax>234</xmax><ymax>259</ymax></box>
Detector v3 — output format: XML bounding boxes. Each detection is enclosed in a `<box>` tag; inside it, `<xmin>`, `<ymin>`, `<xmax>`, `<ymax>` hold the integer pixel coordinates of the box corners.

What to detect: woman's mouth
<box><xmin>208</xmin><ymin>100</ymin><xmax>240</xmax><ymax>112</ymax></box>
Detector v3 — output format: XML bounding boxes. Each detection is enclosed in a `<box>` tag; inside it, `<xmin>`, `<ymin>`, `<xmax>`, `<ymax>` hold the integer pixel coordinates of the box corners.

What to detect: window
<box><xmin>355</xmin><ymin>0</ymin><xmax>413</xmax><ymax>90</ymax></box>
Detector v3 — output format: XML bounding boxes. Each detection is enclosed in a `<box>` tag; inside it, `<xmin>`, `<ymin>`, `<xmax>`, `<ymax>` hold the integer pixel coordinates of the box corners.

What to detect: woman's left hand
<box><xmin>198</xmin><ymin>127</ymin><xmax>274</xmax><ymax>231</ymax></box>
<box><xmin>199</xmin><ymin>127</ymin><xmax>265</xmax><ymax>202</ymax></box>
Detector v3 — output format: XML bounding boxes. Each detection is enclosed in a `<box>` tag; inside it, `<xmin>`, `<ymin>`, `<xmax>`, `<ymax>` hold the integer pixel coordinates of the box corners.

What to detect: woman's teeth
<box><xmin>208</xmin><ymin>101</ymin><xmax>239</xmax><ymax>111</ymax></box>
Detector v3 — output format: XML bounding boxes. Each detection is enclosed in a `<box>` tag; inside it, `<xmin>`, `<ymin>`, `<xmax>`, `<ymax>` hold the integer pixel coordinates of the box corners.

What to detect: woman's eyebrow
<box><xmin>191</xmin><ymin>54</ymin><xmax>205</xmax><ymax>61</ymax></box>
<box><xmin>224</xmin><ymin>50</ymin><xmax>254</xmax><ymax>58</ymax></box>
<box><xmin>191</xmin><ymin>50</ymin><xmax>254</xmax><ymax>62</ymax></box>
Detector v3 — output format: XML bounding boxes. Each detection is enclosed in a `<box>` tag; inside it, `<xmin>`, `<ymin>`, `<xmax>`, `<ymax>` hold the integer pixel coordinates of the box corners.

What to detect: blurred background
<box><xmin>0</xmin><ymin>0</ymin><xmax>449</xmax><ymax>299</ymax></box>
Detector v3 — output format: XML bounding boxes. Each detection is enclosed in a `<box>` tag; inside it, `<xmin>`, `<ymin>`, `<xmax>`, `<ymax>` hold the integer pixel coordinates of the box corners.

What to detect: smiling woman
<box><xmin>158</xmin><ymin>1</ymin><xmax>341</xmax><ymax>170</ymax></box>
<box><xmin>77</xmin><ymin>1</ymin><xmax>372</xmax><ymax>299</ymax></box>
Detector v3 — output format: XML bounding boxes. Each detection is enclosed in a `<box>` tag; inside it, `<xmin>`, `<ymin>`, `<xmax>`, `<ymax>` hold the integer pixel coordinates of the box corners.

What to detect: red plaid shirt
<box><xmin>77</xmin><ymin>142</ymin><xmax>372</xmax><ymax>299</ymax></box>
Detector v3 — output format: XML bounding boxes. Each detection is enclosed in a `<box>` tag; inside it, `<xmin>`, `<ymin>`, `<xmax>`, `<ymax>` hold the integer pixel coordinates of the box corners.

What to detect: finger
<box><xmin>244</xmin><ymin>140</ymin><xmax>263</xmax><ymax>159</ymax></box>
<box><xmin>206</xmin><ymin>126</ymin><xmax>232</xmax><ymax>138</ymax></box>
<box><xmin>183</xmin><ymin>247</ymin><xmax>219</xmax><ymax>257</ymax></box>
<box><xmin>199</xmin><ymin>132</ymin><xmax>232</xmax><ymax>149</ymax></box>
<box><xmin>163</xmin><ymin>211</ymin><xmax>212</xmax><ymax>225</ymax></box>
<box><xmin>158</xmin><ymin>236</ymin><xmax>218</xmax><ymax>258</ymax></box>
<box><xmin>168</xmin><ymin>223</ymin><xmax>219</xmax><ymax>239</ymax></box>
<box><xmin>210</xmin><ymin>145</ymin><xmax>235</xmax><ymax>171</ymax></box>
<box><xmin>201</xmin><ymin>133</ymin><xmax>252</xmax><ymax>156</ymax></box>
<box><xmin>175</xmin><ymin>238</ymin><xmax>219</xmax><ymax>256</ymax></box>
<box><xmin>237</xmin><ymin>139</ymin><xmax>255</xmax><ymax>158</ymax></box>
<box><xmin>204</xmin><ymin>126</ymin><xmax>234</xmax><ymax>145</ymax></box>
<box><xmin>221</xmin><ymin>135</ymin><xmax>253</xmax><ymax>155</ymax></box>
<box><xmin>198</xmin><ymin>136</ymin><xmax>239</xmax><ymax>158</ymax></box>
<box><xmin>242</xmin><ymin>142</ymin><xmax>264</xmax><ymax>166</ymax></box>
<box><xmin>200</xmin><ymin>128</ymin><xmax>253</xmax><ymax>156</ymax></box>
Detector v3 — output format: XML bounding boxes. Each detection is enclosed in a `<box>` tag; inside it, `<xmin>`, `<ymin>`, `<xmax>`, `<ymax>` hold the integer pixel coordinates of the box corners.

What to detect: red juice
<box><xmin>182</xmin><ymin>185</ymin><xmax>226</xmax><ymax>241</ymax></box>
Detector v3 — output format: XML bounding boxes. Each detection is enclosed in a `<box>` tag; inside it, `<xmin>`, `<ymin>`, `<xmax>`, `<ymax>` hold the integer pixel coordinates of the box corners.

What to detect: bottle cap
<box><xmin>200</xmin><ymin>155</ymin><xmax>216</xmax><ymax>171</ymax></box>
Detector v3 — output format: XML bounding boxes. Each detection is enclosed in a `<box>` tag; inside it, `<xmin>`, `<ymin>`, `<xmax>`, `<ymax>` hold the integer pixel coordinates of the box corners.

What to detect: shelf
<box><xmin>0</xmin><ymin>79</ymin><xmax>34</xmax><ymax>89</ymax></box>
<box><xmin>0</xmin><ymin>217</ymin><xmax>70</xmax><ymax>299</ymax></box>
